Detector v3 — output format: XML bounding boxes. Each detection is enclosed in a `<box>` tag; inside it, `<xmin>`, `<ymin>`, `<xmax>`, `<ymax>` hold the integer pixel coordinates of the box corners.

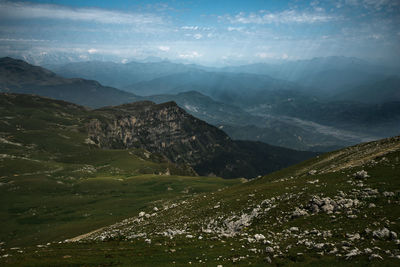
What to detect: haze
<box><xmin>0</xmin><ymin>0</ymin><xmax>399</xmax><ymax>67</ymax></box>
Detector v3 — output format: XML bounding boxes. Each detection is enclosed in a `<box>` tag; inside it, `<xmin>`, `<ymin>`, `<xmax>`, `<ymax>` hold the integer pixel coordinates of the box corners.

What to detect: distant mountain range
<box><xmin>125</xmin><ymin>70</ymin><xmax>315</xmax><ymax>110</ymax></box>
<box><xmin>2</xmin><ymin>57</ymin><xmax>399</xmax><ymax>152</ymax></box>
<box><xmin>49</xmin><ymin>60</ymin><xmax>206</xmax><ymax>89</ymax></box>
<box><xmin>0</xmin><ymin>57</ymin><xmax>140</xmax><ymax>108</ymax></box>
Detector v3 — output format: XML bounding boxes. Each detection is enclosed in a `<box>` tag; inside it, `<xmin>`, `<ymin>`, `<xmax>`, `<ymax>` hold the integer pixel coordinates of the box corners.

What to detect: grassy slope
<box><xmin>0</xmin><ymin>94</ymin><xmax>240</xmax><ymax>249</ymax></box>
<box><xmin>2</xmin><ymin>136</ymin><xmax>399</xmax><ymax>266</ymax></box>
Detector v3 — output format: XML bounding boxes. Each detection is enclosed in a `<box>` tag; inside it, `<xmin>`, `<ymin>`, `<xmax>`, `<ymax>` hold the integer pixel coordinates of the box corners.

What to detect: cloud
<box><xmin>227</xmin><ymin>27</ymin><xmax>244</xmax><ymax>32</ymax></box>
<box><xmin>0</xmin><ymin>1</ymin><xmax>164</xmax><ymax>25</ymax></box>
<box><xmin>181</xmin><ymin>26</ymin><xmax>199</xmax><ymax>30</ymax></box>
<box><xmin>158</xmin><ymin>46</ymin><xmax>170</xmax><ymax>52</ymax></box>
<box><xmin>181</xmin><ymin>26</ymin><xmax>212</xmax><ymax>31</ymax></box>
<box><xmin>193</xmin><ymin>34</ymin><xmax>203</xmax><ymax>39</ymax></box>
<box><xmin>224</xmin><ymin>10</ymin><xmax>337</xmax><ymax>24</ymax></box>
<box><xmin>87</xmin><ymin>48</ymin><xmax>98</xmax><ymax>54</ymax></box>
<box><xmin>0</xmin><ymin>38</ymin><xmax>48</xmax><ymax>42</ymax></box>
<box><xmin>256</xmin><ymin>52</ymin><xmax>275</xmax><ymax>59</ymax></box>
<box><xmin>178</xmin><ymin>51</ymin><xmax>202</xmax><ymax>59</ymax></box>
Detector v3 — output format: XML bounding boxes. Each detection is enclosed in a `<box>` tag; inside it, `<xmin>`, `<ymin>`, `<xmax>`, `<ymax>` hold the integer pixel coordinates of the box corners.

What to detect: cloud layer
<box><xmin>0</xmin><ymin>1</ymin><xmax>163</xmax><ymax>25</ymax></box>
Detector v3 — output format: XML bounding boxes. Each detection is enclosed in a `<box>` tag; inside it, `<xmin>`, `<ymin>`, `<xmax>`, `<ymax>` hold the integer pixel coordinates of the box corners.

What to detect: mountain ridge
<box><xmin>0</xmin><ymin>57</ymin><xmax>142</xmax><ymax>108</ymax></box>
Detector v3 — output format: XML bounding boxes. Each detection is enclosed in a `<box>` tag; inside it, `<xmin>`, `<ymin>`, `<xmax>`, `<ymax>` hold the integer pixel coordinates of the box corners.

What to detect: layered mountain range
<box><xmin>1</xmin><ymin>57</ymin><xmax>399</xmax><ymax>152</ymax></box>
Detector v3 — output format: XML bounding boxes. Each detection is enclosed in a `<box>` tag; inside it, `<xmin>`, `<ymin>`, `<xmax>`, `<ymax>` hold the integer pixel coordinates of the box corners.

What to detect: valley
<box><xmin>0</xmin><ymin>54</ymin><xmax>399</xmax><ymax>267</ymax></box>
<box><xmin>1</xmin><ymin>0</ymin><xmax>400</xmax><ymax>265</ymax></box>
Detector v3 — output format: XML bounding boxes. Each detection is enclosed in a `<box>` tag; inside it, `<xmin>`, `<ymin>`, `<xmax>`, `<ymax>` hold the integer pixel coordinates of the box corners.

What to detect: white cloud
<box><xmin>88</xmin><ymin>48</ymin><xmax>98</xmax><ymax>54</ymax></box>
<box><xmin>158</xmin><ymin>46</ymin><xmax>170</xmax><ymax>52</ymax></box>
<box><xmin>0</xmin><ymin>1</ymin><xmax>164</xmax><ymax>25</ymax></box>
<box><xmin>0</xmin><ymin>38</ymin><xmax>48</xmax><ymax>42</ymax></box>
<box><xmin>181</xmin><ymin>26</ymin><xmax>212</xmax><ymax>31</ymax></box>
<box><xmin>181</xmin><ymin>26</ymin><xmax>199</xmax><ymax>30</ymax></box>
<box><xmin>225</xmin><ymin>10</ymin><xmax>337</xmax><ymax>24</ymax></box>
<box><xmin>282</xmin><ymin>53</ymin><xmax>289</xmax><ymax>59</ymax></box>
<box><xmin>193</xmin><ymin>34</ymin><xmax>203</xmax><ymax>39</ymax></box>
<box><xmin>178</xmin><ymin>51</ymin><xmax>202</xmax><ymax>59</ymax></box>
<box><xmin>227</xmin><ymin>27</ymin><xmax>244</xmax><ymax>31</ymax></box>
<box><xmin>256</xmin><ymin>52</ymin><xmax>275</xmax><ymax>59</ymax></box>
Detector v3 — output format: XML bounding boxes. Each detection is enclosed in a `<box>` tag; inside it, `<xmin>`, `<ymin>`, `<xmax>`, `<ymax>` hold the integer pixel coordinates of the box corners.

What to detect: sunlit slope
<box><xmin>0</xmin><ymin>93</ymin><xmax>239</xmax><ymax>248</ymax></box>
<box><xmin>4</xmin><ymin>136</ymin><xmax>398</xmax><ymax>266</ymax></box>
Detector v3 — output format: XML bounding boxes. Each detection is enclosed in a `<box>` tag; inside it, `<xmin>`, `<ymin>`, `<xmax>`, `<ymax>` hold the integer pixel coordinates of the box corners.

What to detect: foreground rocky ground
<box><xmin>1</xmin><ymin>136</ymin><xmax>399</xmax><ymax>266</ymax></box>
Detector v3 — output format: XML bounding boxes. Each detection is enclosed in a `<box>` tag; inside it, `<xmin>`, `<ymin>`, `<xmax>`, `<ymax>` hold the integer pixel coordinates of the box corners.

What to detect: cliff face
<box><xmin>87</xmin><ymin>101</ymin><xmax>316</xmax><ymax>178</ymax></box>
<box><xmin>88</xmin><ymin>101</ymin><xmax>231</xmax><ymax>166</ymax></box>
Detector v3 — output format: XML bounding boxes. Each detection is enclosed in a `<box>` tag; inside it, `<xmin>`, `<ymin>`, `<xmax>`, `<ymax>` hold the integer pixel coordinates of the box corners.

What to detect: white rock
<box><xmin>373</xmin><ymin>228</ymin><xmax>391</xmax><ymax>239</ymax></box>
<box><xmin>369</xmin><ymin>254</ymin><xmax>383</xmax><ymax>260</ymax></box>
<box><xmin>265</xmin><ymin>246</ymin><xmax>274</xmax><ymax>253</ymax></box>
<box><xmin>383</xmin><ymin>191</ymin><xmax>395</xmax><ymax>197</ymax></box>
<box><xmin>308</xmin><ymin>170</ymin><xmax>317</xmax><ymax>175</ymax></box>
<box><xmin>345</xmin><ymin>248</ymin><xmax>361</xmax><ymax>259</ymax></box>
<box><xmin>292</xmin><ymin>208</ymin><xmax>308</xmax><ymax>218</ymax></box>
<box><xmin>354</xmin><ymin>170</ymin><xmax>369</xmax><ymax>179</ymax></box>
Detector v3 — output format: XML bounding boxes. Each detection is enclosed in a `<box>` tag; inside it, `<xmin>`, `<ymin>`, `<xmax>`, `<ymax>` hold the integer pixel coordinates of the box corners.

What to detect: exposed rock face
<box><xmin>88</xmin><ymin>101</ymin><xmax>230</xmax><ymax>166</ymax></box>
<box><xmin>87</xmin><ymin>101</ymin><xmax>315</xmax><ymax>178</ymax></box>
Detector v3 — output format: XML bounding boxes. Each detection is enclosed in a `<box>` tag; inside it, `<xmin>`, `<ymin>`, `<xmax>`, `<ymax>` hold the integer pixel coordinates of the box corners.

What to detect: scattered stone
<box><xmin>347</xmin><ymin>233</ymin><xmax>360</xmax><ymax>241</ymax></box>
<box><xmin>364</xmin><ymin>248</ymin><xmax>372</xmax><ymax>254</ymax></box>
<box><xmin>291</xmin><ymin>208</ymin><xmax>308</xmax><ymax>218</ymax></box>
<box><xmin>308</xmin><ymin>170</ymin><xmax>317</xmax><ymax>175</ymax></box>
<box><xmin>254</xmin><ymin>234</ymin><xmax>265</xmax><ymax>241</ymax></box>
<box><xmin>345</xmin><ymin>248</ymin><xmax>361</xmax><ymax>259</ymax></box>
<box><xmin>265</xmin><ymin>246</ymin><xmax>274</xmax><ymax>253</ymax></box>
<box><xmin>354</xmin><ymin>170</ymin><xmax>369</xmax><ymax>179</ymax></box>
<box><xmin>373</xmin><ymin>228</ymin><xmax>391</xmax><ymax>239</ymax></box>
<box><xmin>369</xmin><ymin>254</ymin><xmax>383</xmax><ymax>260</ymax></box>
<box><xmin>383</xmin><ymin>191</ymin><xmax>395</xmax><ymax>197</ymax></box>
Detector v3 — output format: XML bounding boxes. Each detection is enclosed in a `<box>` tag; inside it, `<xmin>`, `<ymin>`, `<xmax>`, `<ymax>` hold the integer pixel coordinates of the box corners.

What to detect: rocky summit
<box><xmin>87</xmin><ymin>100</ymin><xmax>315</xmax><ymax>178</ymax></box>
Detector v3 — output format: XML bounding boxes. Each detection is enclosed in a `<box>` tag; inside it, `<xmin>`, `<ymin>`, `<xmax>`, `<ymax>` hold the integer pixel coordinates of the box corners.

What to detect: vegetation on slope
<box><xmin>0</xmin><ymin>93</ymin><xmax>239</xmax><ymax>248</ymax></box>
<box><xmin>2</xmin><ymin>136</ymin><xmax>398</xmax><ymax>266</ymax></box>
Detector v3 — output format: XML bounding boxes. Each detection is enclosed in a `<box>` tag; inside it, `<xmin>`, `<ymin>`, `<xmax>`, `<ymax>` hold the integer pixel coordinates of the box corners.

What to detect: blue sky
<box><xmin>0</xmin><ymin>0</ymin><xmax>399</xmax><ymax>66</ymax></box>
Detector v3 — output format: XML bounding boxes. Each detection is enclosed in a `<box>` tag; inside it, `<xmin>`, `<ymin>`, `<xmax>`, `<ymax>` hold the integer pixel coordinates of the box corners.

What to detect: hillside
<box><xmin>88</xmin><ymin>98</ymin><xmax>315</xmax><ymax>178</ymax></box>
<box><xmin>0</xmin><ymin>93</ymin><xmax>314</xmax><ymax>179</ymax></box>
<box><xmin>0</xmin><ymin>57</ymin><xmax>141</xmax><ymax>108</ymax></box>
<box><xmin>0</xmin><ymin>93</ymin><xmax>242</xmax><ymax>248</ymax></box>
<box><xmin>2</xmin><ymin>134</ymin><xmax>399</xmax><ymax>266</ymax></box>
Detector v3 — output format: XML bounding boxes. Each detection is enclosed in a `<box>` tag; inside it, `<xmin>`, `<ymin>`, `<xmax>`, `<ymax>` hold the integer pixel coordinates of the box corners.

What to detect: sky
<box><xmin>0</xmin><ymin>0</ymin><xmax>399</xmax><ymax>66</ymax></box>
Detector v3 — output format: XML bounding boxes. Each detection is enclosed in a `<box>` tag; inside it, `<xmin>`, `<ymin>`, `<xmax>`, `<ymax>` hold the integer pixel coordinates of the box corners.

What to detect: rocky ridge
<box><xmin>87</xmin><ymin>100</ymin><xmax>315</xmax><ymax>178</ymax></box>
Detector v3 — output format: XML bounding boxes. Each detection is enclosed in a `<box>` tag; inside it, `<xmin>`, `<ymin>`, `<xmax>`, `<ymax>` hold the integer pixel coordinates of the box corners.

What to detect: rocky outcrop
<box><xmin>87</xmin><ymin>101</ymin><xmax>315</xmax><ymax>178</ymax></box>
